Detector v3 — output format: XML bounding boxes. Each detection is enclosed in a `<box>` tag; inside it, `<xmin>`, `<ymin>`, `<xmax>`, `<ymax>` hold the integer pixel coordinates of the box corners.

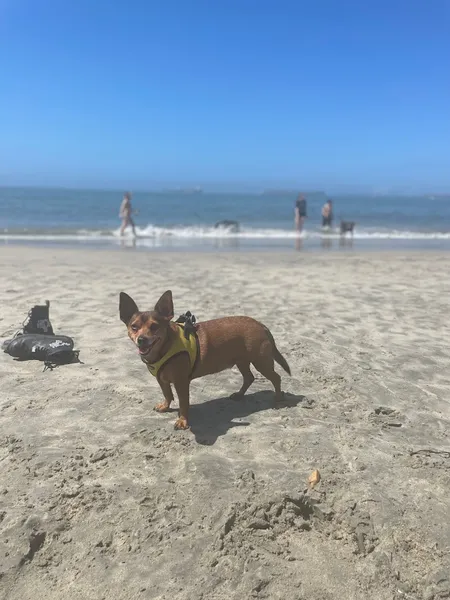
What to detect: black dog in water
<box><xmin>214</xmin><ymin>220</ymin><xmax>240</xmax><ymax>233</ymax></box>
<box><xmin>340</xmin><ymin>220</ymin><xmax>356</xmax><ymax>236</ymax></box>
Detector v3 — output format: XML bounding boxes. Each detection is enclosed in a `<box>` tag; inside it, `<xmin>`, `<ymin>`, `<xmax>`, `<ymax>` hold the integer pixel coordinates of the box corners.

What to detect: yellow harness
<box><xmin>145</xmin><ymin>324</ymin><xmax>198</xmax><ymax>381</ymax></box>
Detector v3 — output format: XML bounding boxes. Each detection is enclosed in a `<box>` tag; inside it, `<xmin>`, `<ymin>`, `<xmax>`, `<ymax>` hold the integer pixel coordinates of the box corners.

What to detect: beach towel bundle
<box><xmin>2</xmin><ymin>301</ymin><xmax>80</xmax><ymax>370</ymax></box>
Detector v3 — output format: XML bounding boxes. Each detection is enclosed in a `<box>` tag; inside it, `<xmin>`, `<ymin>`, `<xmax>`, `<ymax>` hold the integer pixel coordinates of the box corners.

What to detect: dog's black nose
<box><xmin>137</xmin><ymin>336</ymin><xmax>146</xmax><ymax>347</ymax></box>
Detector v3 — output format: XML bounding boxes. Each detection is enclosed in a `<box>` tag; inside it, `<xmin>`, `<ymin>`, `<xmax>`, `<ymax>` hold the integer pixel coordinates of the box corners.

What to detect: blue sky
<box><xmin>0</xmin><ymin>0</ymin><xmax>449</xmax><ymax>191</ymax></box>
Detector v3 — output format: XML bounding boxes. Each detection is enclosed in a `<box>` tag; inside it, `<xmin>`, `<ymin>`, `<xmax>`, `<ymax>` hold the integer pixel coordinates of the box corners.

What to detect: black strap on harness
<box><xmin>175</xmin><ymin>311</ymin><xmax>197</xmax><ymax>339</ymax></box>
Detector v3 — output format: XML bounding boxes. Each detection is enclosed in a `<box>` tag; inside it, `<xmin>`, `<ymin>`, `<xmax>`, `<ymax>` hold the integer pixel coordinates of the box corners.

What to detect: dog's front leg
<box><xmin>155</xmin><ymin>380</ymin><xmax>174</xmax><ymax>413</ymax></box>
<box><xmin>173</xmin><ymin>376</ymin><xmax>190</xmax><ymax>430</ymax></box>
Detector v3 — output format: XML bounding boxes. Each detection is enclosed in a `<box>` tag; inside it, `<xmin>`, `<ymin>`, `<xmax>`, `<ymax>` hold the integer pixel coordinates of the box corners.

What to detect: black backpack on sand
<box><xmin>2</xmin><ymin>301</ymin><xmax>80</xmax><ymax>370</ymax></box>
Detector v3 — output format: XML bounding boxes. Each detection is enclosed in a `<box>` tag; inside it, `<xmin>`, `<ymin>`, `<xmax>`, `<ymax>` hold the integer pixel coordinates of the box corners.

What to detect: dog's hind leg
<box><xmin>230</xmin><ymin>362</ymin><xmax>255</xmax><ymax>398</ymax></box>
<box><xmin>252</xmin><ymin>355</ymin><xmax>283</xmax><ymax>403</ymax></box>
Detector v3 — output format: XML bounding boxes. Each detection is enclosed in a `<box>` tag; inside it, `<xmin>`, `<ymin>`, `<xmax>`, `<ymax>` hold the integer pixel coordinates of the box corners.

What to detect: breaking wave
<box><xmin>1</xmin><ymin>223</ymin><xmax>450</xmax><ymax>242</ymax></box>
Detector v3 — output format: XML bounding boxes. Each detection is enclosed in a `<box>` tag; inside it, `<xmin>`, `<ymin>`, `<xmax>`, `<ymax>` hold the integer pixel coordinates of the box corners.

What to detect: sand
<box><xmin>0</xmin><ymin>246</ymin><xmax>449</xmax><ymax>600</ymax></box>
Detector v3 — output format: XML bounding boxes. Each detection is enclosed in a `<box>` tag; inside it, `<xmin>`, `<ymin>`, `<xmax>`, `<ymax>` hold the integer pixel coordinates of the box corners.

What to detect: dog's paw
<box><xmin>154</xmin><ymin>402</ymin><xmax>171</xmax><ymax>413</ymax></box>
<box><xmin>174</xmin><ymin>417</ymin><xmax>190</xmax><ymax>430</ymax></box>
<box><xmin>230</xmin><ymin>391</ymin><xmax>244</xmax><ymax>400</ymax></box>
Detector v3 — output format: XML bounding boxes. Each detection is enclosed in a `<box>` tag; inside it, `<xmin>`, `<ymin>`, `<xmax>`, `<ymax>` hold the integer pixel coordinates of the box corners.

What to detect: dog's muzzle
<box><xmin>137</xmin><ymin>335</ymin><xmax>157</xmax><ymax>357</ymax></box>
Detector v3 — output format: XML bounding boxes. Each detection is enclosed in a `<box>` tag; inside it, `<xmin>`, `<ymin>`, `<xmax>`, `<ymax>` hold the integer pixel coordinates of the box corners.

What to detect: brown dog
<box><xmin>119</xmin><ymin>290</ymin><xmax>291</xmax><ymax>430</ymax></box>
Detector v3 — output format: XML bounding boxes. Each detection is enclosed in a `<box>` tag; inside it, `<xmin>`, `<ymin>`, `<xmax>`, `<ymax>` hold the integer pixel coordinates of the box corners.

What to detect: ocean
<box><xmin>1</xmin><ymin>187</ymin><xmax>450</xmax><ymax>251</ymax></box>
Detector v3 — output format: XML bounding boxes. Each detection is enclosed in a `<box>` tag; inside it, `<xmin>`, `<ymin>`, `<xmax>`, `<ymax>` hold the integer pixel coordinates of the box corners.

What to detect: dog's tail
<box><xmin>264</xmin><ymin>325</ymin><xmax>291</xmax><ymax>375</ymax></box>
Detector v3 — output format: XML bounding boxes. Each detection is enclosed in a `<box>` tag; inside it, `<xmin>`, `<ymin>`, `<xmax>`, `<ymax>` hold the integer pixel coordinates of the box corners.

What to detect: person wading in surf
<box><xmin>295</xmin><ymin>194</ymin><xmax>307</xmax><ymax>233</ymax></box>
<box><xmin>119</xmin><ymin>192</ymin><xmax>137</xmax><ymax>237</ymax></box>
<box><xmin>321</xmin><ymin>199</ymin><xmax>333</xmax><ymax>229</ymax></box>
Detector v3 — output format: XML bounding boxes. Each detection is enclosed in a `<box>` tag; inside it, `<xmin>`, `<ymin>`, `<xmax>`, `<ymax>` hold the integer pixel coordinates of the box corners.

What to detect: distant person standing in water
<box><xmin>321</xmin><ymin>199</ymin><xmax>333</xmax><ymax>229</ymax></box>
<box><xmin>295</xmin><ymin>194</ymin><xmax>307</xmax><ymax>233</ymax></box>
<box><xmin>119</xmin><ymin>192</ymin><xmax>137</xmax><ymax>237</ymax></box>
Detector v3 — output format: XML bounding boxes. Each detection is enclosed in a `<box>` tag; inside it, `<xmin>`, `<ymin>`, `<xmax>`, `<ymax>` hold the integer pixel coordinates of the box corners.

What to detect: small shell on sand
<box><xmin>308</xmin><ymin>469</ymin><xmax>321</xmax><ymax>488</ymax></box>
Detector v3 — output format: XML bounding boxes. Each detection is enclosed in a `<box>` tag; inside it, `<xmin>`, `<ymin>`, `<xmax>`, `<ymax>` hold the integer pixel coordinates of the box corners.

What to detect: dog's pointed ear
<box><xmin>119</xmin><ymin>292</ymin><xmax>139</xmax><ymax>325</ymax></box>
<box><xmin>154</xmin><ymin>290</ymin><xmax>174</xmax><ymax>321</ymax></box>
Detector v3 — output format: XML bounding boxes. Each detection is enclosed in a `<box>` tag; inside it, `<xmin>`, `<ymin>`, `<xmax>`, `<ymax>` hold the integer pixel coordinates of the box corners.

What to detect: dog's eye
<box><xmin>131</xmin><ymin>324</ymin><xmax>139</xmax><ymax>332</ymax></box>
<box><xmin>150</xmin><ymin>323</ymin><xmax>159</xmax><ymax>334</ymax></box>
